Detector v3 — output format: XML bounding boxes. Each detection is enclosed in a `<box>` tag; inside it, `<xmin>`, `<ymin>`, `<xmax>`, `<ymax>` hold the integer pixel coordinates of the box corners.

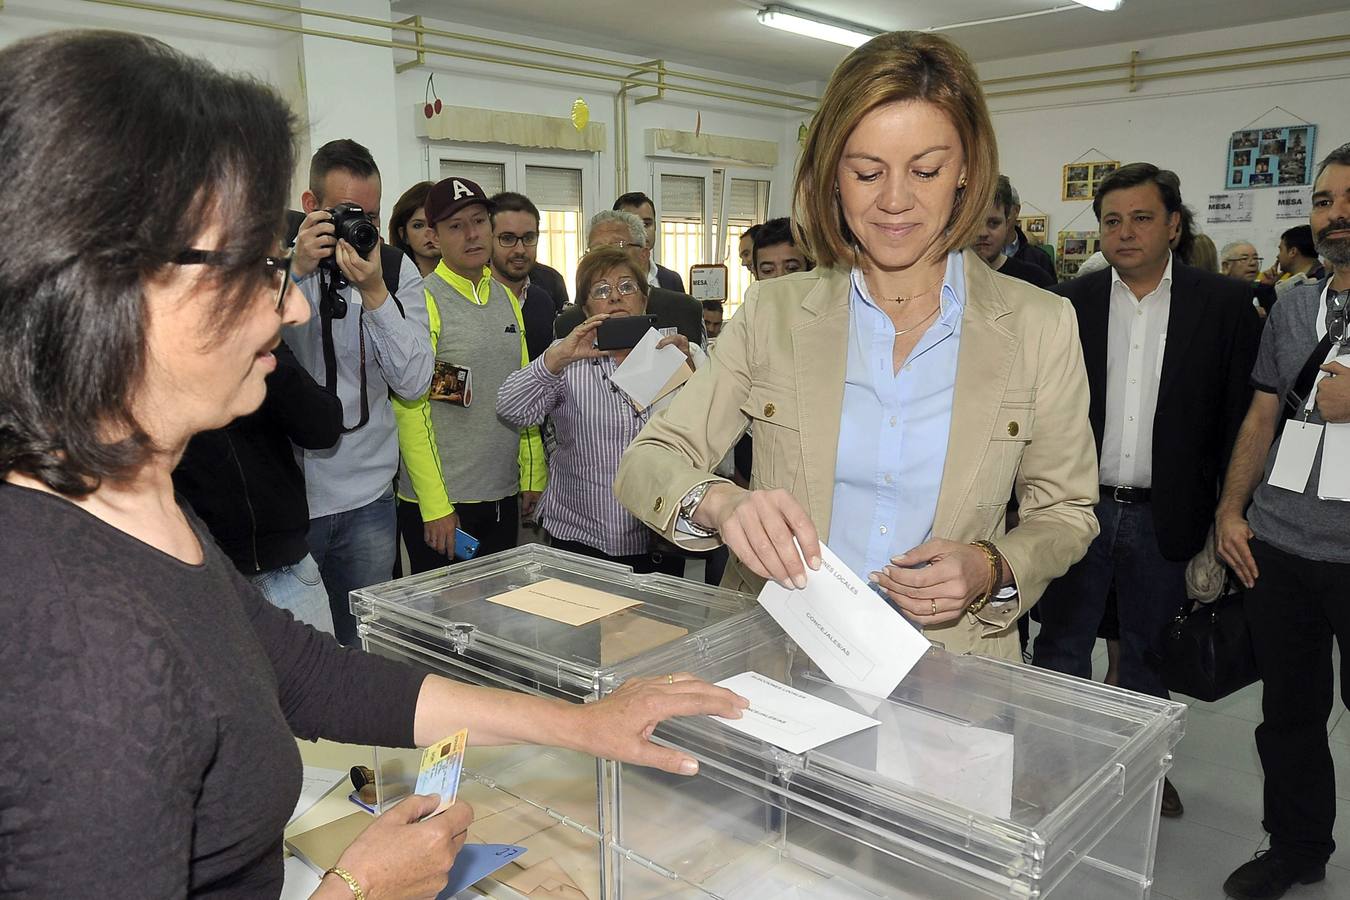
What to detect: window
<box><xmin>721</xmin><ymin>178</ymin><xmax>770</xmax><ymax>316</ymax></box>
<box><xmin>436</xmin><ymin>159</ymin><xmax>505</xmax><ymax>197</ymax></box>
<box><xmin>525</xmin><ymin>166</ymin><xmax>584</xmax><ymax>299</ymax></box>
<box><xmin>653</xmin><ymin>166</ymin><xmax>771</xmax><ymax>314</ymax></box>
<box><xmin>657</xmin><ymin>173</ymin><xmax>706</xmax><ymax>292</ymax></box>
<box><xmin>426</xmin><ymin>146</ymin><xmax>596</xmax><ymax>301</ymax></box>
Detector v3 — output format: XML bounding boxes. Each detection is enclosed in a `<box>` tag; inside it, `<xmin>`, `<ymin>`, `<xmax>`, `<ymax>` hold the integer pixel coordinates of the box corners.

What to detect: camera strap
<box><xmin>319</xmin><ymin>275</ymin><xmax>371</xmax><ymax>434</ymax></box>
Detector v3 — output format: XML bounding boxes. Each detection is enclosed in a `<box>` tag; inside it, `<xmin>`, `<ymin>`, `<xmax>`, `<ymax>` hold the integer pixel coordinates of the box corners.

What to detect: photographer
<box><xmin>288</xmin><ymin>140</ymin><xmax>434</xmax><ymax>645</ymax></box>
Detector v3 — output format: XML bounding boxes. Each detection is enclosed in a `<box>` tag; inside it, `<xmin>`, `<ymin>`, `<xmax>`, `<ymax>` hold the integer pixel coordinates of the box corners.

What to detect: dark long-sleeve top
<box><xmin>174</xmin><ymin>342</ymin><xmax>342</xmax><ymax>574</ymax></box>
<box><xmin>0</xmin><ymin>482</ymin><xmax>427</xmax><ymax>898</ymax></box>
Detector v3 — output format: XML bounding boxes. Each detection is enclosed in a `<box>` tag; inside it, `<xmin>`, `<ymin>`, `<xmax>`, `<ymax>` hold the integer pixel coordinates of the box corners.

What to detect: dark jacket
<box><xmin>655</xmin><ymin>263</ymin><xmax>685</xmax><ymax>294</ymax></box>
<box><xmin>173</xmin><ymin>343</ymin><xmax>342</xmax><ymax>574</ymax></box>
<box><xmin>1055</xmin><ymin>262</ymin><xmax>1263</xmax><ymax>560</ymax></box>
<box><xmin>997</xmin><ymin>255</ymin><xmax>1056</xmax><ymax>289</ymax></box>
<box><xmin>554</xmin><ymin>286</ymin><xmax>707</xmax><ymax>346</ymax></box>
<box><xmin>1010</xmin><ymin>227</ymin><xmax>1056</xmax><ymax>281</ymax></box>
<box><xmin>530</xmin><ymin>262</ymin><xmax>569</xmax><ymax>310</ymax></box>
<box><xmin>521</xmin><ymin>282</ymin><xmax>556</xmax><ymax>361</ymax></box>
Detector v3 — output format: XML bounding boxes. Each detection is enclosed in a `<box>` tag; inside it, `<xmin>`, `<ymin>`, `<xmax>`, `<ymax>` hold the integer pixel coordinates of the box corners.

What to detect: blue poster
<box><xmin>1226</xmin><ymin>124</ymin><xmax>1316</xmax><ymax>190</ymax></box>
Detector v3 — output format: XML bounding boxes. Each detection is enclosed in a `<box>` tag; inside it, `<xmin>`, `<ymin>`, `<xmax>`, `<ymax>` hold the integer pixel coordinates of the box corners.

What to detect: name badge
<box><xmin>1318</xmin><ymin>423</ymin><xmax>1350</xmax><ymax>501</ymax></box>
<box><xmin>1267</xmin><ymin>418</ymin><xmax>1322</xmax><ymax>493</ymax></box>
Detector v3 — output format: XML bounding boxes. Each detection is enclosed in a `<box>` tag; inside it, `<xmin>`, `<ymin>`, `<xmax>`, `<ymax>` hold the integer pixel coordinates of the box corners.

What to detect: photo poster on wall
<box><xmin>1056</xmin><ymin>230</ymin><xmax>1100</xmax><ymax>280</ymax></box>
<box><xmin>1062</xmin><ymin>161</ymin><xmax>1119</xmax><ymax>202</ymax></box>
<box><xmin>1226</xmin><ymin>124</ymin><xmax>1316</xmax><ymax>189</ymax></box>
<box><xmin>1019</xmin><ymin>215</ymin><xmax>1048</xmax><ymax>245</ymax></box>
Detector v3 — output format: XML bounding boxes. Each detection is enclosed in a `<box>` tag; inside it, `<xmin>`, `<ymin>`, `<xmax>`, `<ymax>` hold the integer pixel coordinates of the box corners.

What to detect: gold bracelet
<box><xmin>324</xmin><ymin>866</ymin><xmax>367</xmax><ymax>900</ymax></box>
<box><xmin>967</xmin><ymin>541</ymin><xmax>1000</xmax><ymax>614</ymax></box>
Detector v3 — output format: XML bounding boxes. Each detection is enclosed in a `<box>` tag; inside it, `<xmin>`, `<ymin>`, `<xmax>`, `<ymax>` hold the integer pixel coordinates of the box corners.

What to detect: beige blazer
<box><xmin>615</xmin><ymin>250</ymin><xmax>1100</xmax><ymax>660</ymax></box>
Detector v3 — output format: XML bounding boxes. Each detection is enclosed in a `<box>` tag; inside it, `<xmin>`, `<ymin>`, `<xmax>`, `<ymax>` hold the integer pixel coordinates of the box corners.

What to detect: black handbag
<box><xmin>1161</xmin><ymin>586</ymin><xmax>1259</xmax><ymax>703</ymax></box>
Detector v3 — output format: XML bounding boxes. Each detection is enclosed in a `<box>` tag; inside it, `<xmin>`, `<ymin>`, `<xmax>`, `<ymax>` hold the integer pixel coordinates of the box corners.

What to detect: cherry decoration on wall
<box><xmin>423</xmin><ymin>74</ymin><xmax>443</xmax><ymax>119</ymax></box>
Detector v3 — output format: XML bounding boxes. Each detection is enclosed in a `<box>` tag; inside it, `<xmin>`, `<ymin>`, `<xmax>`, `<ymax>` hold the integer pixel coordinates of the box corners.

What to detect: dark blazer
<box><xmin>655</xmin><ymin>263</ymin><xmax>685</xmax><ymax>294</ymax></box>
<box><xmin>1055</xmin><ymin>261</ymin><xmax>1263</xmax><ymax>560</ymax></box>
<box><xmin>998</xmin><ymin>255</ymin><xmax>1055</xmax><ymax>289</ymax></box>
<box><xmin>530</xmin><ymin>263</ymin><xmax>569</xmax><ymax>310</ymax></box>
<box><xmin>1011</xmin><ymin>227</ymin><xmax>1056</xmax><ymax>281</ymax></box>
<box><xmin>554</xmin><ymin>286</ymin><xmax>706</xmax><ymax>346</ymax></box>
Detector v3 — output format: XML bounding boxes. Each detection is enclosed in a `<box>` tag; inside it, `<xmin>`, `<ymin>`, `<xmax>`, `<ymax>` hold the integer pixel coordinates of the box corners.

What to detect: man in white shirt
<box><xmin>1032</xmin><ymin>163</ymin><xmax>1262</xmax><ymax>819</ymax></box>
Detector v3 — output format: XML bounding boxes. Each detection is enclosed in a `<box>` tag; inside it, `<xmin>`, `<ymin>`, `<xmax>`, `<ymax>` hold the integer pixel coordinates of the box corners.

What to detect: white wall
<box><xmin>0</xmin><ymin>0</ymin><xmax>805</xmax><ymax>239</ymax></box>
<box><xmin>389</xmin><ymin>14</ymin><xmax>807</xmax><ymax>223</ymax></box>
<box><xmin>980</xmin><ymin>9</ymin><xmax>1350</xmax><ymax>264</ymax></box>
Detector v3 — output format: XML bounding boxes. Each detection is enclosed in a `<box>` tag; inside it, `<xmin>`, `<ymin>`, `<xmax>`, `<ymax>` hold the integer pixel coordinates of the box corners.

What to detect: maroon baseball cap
<box><xmin>424</xmin><ymin>177</ymin><xmax>494</xmax><ymax>225</ymax></box>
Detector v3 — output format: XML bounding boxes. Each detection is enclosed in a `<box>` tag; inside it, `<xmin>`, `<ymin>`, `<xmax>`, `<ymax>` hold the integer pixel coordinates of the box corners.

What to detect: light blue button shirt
<box><xmin>829</xmin><ymin>251</ymin><xmax>965</xmax><ymax>583</ymax></box>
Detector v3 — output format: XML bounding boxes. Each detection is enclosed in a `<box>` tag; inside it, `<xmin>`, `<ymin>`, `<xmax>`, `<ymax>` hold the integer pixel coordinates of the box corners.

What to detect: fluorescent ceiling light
<box><xmin>757</xmin><ymin>5</ymin><xmax>879</xmax><ymax>48</ymax></box>
<box><xmin>1070</xmin><ymin>0</ymin><xmax>1123</xmax><ymax>10</ymax></box>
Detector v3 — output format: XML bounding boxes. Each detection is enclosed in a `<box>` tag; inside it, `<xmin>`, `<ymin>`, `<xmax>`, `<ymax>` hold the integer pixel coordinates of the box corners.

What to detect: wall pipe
<box><xmin>34</xmin><ymin>0</ymin><xmax>1350</xmax><ymax>107</ymax></box>
<box><xmin>216</xmin><ymin>0</ymin><xmax>820</xmax><ymax>103</ymax></box>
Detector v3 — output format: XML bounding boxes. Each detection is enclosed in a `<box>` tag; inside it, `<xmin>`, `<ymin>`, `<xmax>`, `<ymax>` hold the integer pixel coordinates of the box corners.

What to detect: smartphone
<box><xmin>454</xmin><ymin>528</ymin><xmax>480</xmax><ymax>561</ymax></box>
<box><xmin>595</xmin><ymin>314</ymin><xmax>658</xmax><ymax>351</ymax></box>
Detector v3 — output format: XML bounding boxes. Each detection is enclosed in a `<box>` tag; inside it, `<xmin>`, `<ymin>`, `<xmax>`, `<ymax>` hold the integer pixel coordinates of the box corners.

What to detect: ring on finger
<box><xmin>667</xmin><ymin>673</ymin><xmax>674</xmax><ymax>685</ymax></box>
<box><xmin>931</xmin><ymin>599</ymin><xmax>938</xmax><ymax>616</ymax></box>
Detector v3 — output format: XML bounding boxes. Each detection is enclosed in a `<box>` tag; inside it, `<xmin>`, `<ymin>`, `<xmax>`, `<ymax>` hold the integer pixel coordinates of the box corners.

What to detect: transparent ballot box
<box><xmin>349</xmin><ymin>545</ymin><xmax>761</xmax><ymax>899</ymax></box>
<box><xmin>612</xmin><ymin>615</ymin><xmax>1187</xmax><ymax>900</ymax></box>
<box><xmin>352</xmin><ymin>549</ymin><xmax>1185</xmax><ymax>899</ymax></box>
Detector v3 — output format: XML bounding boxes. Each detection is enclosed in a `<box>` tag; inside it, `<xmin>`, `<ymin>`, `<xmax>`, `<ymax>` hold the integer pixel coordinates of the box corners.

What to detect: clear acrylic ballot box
<box><xmin>351</xmin><ymin>547</ymin><xmax>1186</xmax><ymax>900</ymax></box>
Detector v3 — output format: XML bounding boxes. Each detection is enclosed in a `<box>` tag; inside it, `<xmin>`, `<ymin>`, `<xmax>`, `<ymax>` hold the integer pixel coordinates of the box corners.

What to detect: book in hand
<box><xmin>430</xmin><ymin>361</ymin><xmax>472</xmax><ymax>407</ymax></box>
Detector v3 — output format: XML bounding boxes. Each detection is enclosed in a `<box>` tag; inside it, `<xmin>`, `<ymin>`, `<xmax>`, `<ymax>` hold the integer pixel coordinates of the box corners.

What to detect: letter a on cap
<box><xmin>452</xmin><ymin>180</ymin><xmax>474</xmax><ymax>200</ymax></box>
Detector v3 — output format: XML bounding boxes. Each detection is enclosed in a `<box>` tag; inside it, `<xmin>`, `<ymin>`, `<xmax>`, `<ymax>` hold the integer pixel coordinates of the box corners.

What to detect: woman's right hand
<box><xmin>542</xmin><ymin>314</ymin><xmax>609</xmax><ymax>375</ymax></box>
<box><xmin>699</xmin><ymin>484</ymin><xmax>821</xmax><ymax>589</ymax></box>
<box><xmin>323</xmin><ymin>794</ymin><xmax>473</xmax><ymax>900</ymax></box>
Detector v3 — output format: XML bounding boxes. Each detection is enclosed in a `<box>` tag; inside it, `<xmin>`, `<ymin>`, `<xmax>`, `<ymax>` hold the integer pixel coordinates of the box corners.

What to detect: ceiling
<box><xmin>391</xmin><ymin>0</ymin><xmax>1348</xmax><ymax>83</ymax></box>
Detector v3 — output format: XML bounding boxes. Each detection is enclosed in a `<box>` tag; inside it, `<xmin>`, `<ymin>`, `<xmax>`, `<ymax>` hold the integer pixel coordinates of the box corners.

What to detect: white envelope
<box><xmin>609</xmin><ymin>327</ymin><xmax>689</xmax><ymax>409</ymax></box>
<box><xmin>714</xmin><ymin>671</ymin><xmax>881</xmax><ymax>754</ymax></box>
<box><xmin>757</xmin><ymin>542</ymin><xmax>932</xmax><ymax>699</ymax></box>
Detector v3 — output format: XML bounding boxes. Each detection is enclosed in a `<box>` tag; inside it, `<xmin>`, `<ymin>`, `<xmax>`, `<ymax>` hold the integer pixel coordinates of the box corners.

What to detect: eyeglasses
<box><xmin>496</xmin><ymin>232</ymin><xmax>539</xmax><ymax>248</ymax></box>
<box><xmin>1328</xmin><ymin>289</ymin><xmax>1349</xmax><ymax>348</ymax></box>
<box><xmin>588</xmin><ymin>278</ymin><xmax>640</xmax><ymax>302</ymax></box>
<box><xmin>587</xmin><ymin>240</ymin><xmax>646</xmax><ymax>253</ymax></box>
<box><xmin>175</xmin><ymin>247</ymin><xmax>294</xmax><ymax>313</ymax></box>
<box><xmin>1224</xmin><ymin>255</ymin><xmax>1263</xmax><ymax>265</ymax></box>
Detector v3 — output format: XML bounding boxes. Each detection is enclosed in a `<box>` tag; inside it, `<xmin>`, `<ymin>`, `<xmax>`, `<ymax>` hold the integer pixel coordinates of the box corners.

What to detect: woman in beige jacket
<box><xmin>615</xmin><ymin>31</ymin><xmax>1099</xmax><ymax>661</ymax></box>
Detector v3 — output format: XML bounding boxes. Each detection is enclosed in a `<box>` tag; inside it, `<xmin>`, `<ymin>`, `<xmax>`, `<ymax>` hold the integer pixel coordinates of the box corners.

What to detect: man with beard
<box><xmin>489</xmin><ymin>191</ymin><xmax>556</xmax><ymax>360</ymax></box>
<box><xmin>1217</xmin><ymin>143</ymin><xmax>1350</xmax><ymax>900</ymax></box>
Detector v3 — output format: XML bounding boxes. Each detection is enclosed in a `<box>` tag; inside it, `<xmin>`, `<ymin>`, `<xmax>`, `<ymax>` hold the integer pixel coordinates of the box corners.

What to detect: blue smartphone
<box><xmin>454</xmin><ymin>528</ymin><xmax>480</xmax><ymax>561</ymax></box>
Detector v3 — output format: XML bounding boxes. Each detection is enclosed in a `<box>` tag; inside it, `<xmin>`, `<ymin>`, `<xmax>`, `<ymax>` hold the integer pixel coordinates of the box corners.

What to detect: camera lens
<box><xmin>346</xmin><ymin>220</ymin><xmax>379</xmax><ymax>258</ymax></box>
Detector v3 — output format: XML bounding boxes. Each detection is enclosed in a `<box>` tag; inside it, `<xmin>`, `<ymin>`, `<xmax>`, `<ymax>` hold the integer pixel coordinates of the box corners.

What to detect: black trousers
<box><xmin>1245</xmin><ymin>538</ymin><xmax>1350</xmax><ymax>864</ymax></box>
<box><xmin>548</xmin><ymin>536</ymin><xmax>684</xmax><ymax>577</ymax></box>
<box><xmin>397</xmin><ymin>496</ymin><xmax>520</xmax><ymax>575</ymax></box>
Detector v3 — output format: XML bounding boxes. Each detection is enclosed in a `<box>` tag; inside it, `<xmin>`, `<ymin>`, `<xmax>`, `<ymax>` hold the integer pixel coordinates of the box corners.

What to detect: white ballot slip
<box><xmin>756</xmin><ymin>542</ymin><xmax>931</xmax><ymax>698</ymax></box>
<box><xmin>609</xmin><ymin>327</ymin><xmax>689</xmax><ymax>409</ymax></box>
<box><xmin>1268</xmin><ymin>419</ymin><xmax>1322</xmax><ymax>493</ymax></box>
<box><xmin>714</xmin><ymin>671</ymin><xmax>881</xmax><ymax>754</ymax></box>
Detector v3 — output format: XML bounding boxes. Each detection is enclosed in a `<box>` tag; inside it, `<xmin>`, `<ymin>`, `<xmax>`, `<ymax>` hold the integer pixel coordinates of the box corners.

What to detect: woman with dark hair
<box><xmin>616</xmin><ymin>31</ymin><xmax>1099</xmax><ymax>660</ymax></box>
<box><xmin>496</xmin><ymin>247</ymin><xmax>693</xmax><ymax>571</ymax></box>
<box><xmin>0</xmin><ymin>30</ymin><xmax>743</xmax><ymax>899</ymax></box>
<box><xmin>389</xmin><ymin>180</ymin><xmax>440</xmax><ymax>277</ymax></box>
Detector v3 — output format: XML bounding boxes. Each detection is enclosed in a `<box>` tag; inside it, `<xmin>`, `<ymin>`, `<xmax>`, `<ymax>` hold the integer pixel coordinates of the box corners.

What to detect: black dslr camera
<box><xmin>321</xmin><ymin>202</ymin><xmax>379</xmax><ymax>270</ymax></box>
<box><xmin>318</xmin><ymin>203</ymin><xmax>380</xmax><ymax>315</ymax></box>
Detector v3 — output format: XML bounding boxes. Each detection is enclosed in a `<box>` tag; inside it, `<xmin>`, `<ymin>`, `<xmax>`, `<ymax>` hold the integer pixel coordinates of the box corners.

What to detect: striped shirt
<box><xmin>497</xmin><ymin>351</ymin><xmax>657</xmax><ymax>556</ymax></box>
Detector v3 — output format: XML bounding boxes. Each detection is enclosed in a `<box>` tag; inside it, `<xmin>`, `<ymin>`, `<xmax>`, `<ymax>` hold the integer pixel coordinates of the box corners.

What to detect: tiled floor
<box><xmin>1083</xmin><ymin>637</ymin><xmax>1350</xmax><ymax>900</ymax></box>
